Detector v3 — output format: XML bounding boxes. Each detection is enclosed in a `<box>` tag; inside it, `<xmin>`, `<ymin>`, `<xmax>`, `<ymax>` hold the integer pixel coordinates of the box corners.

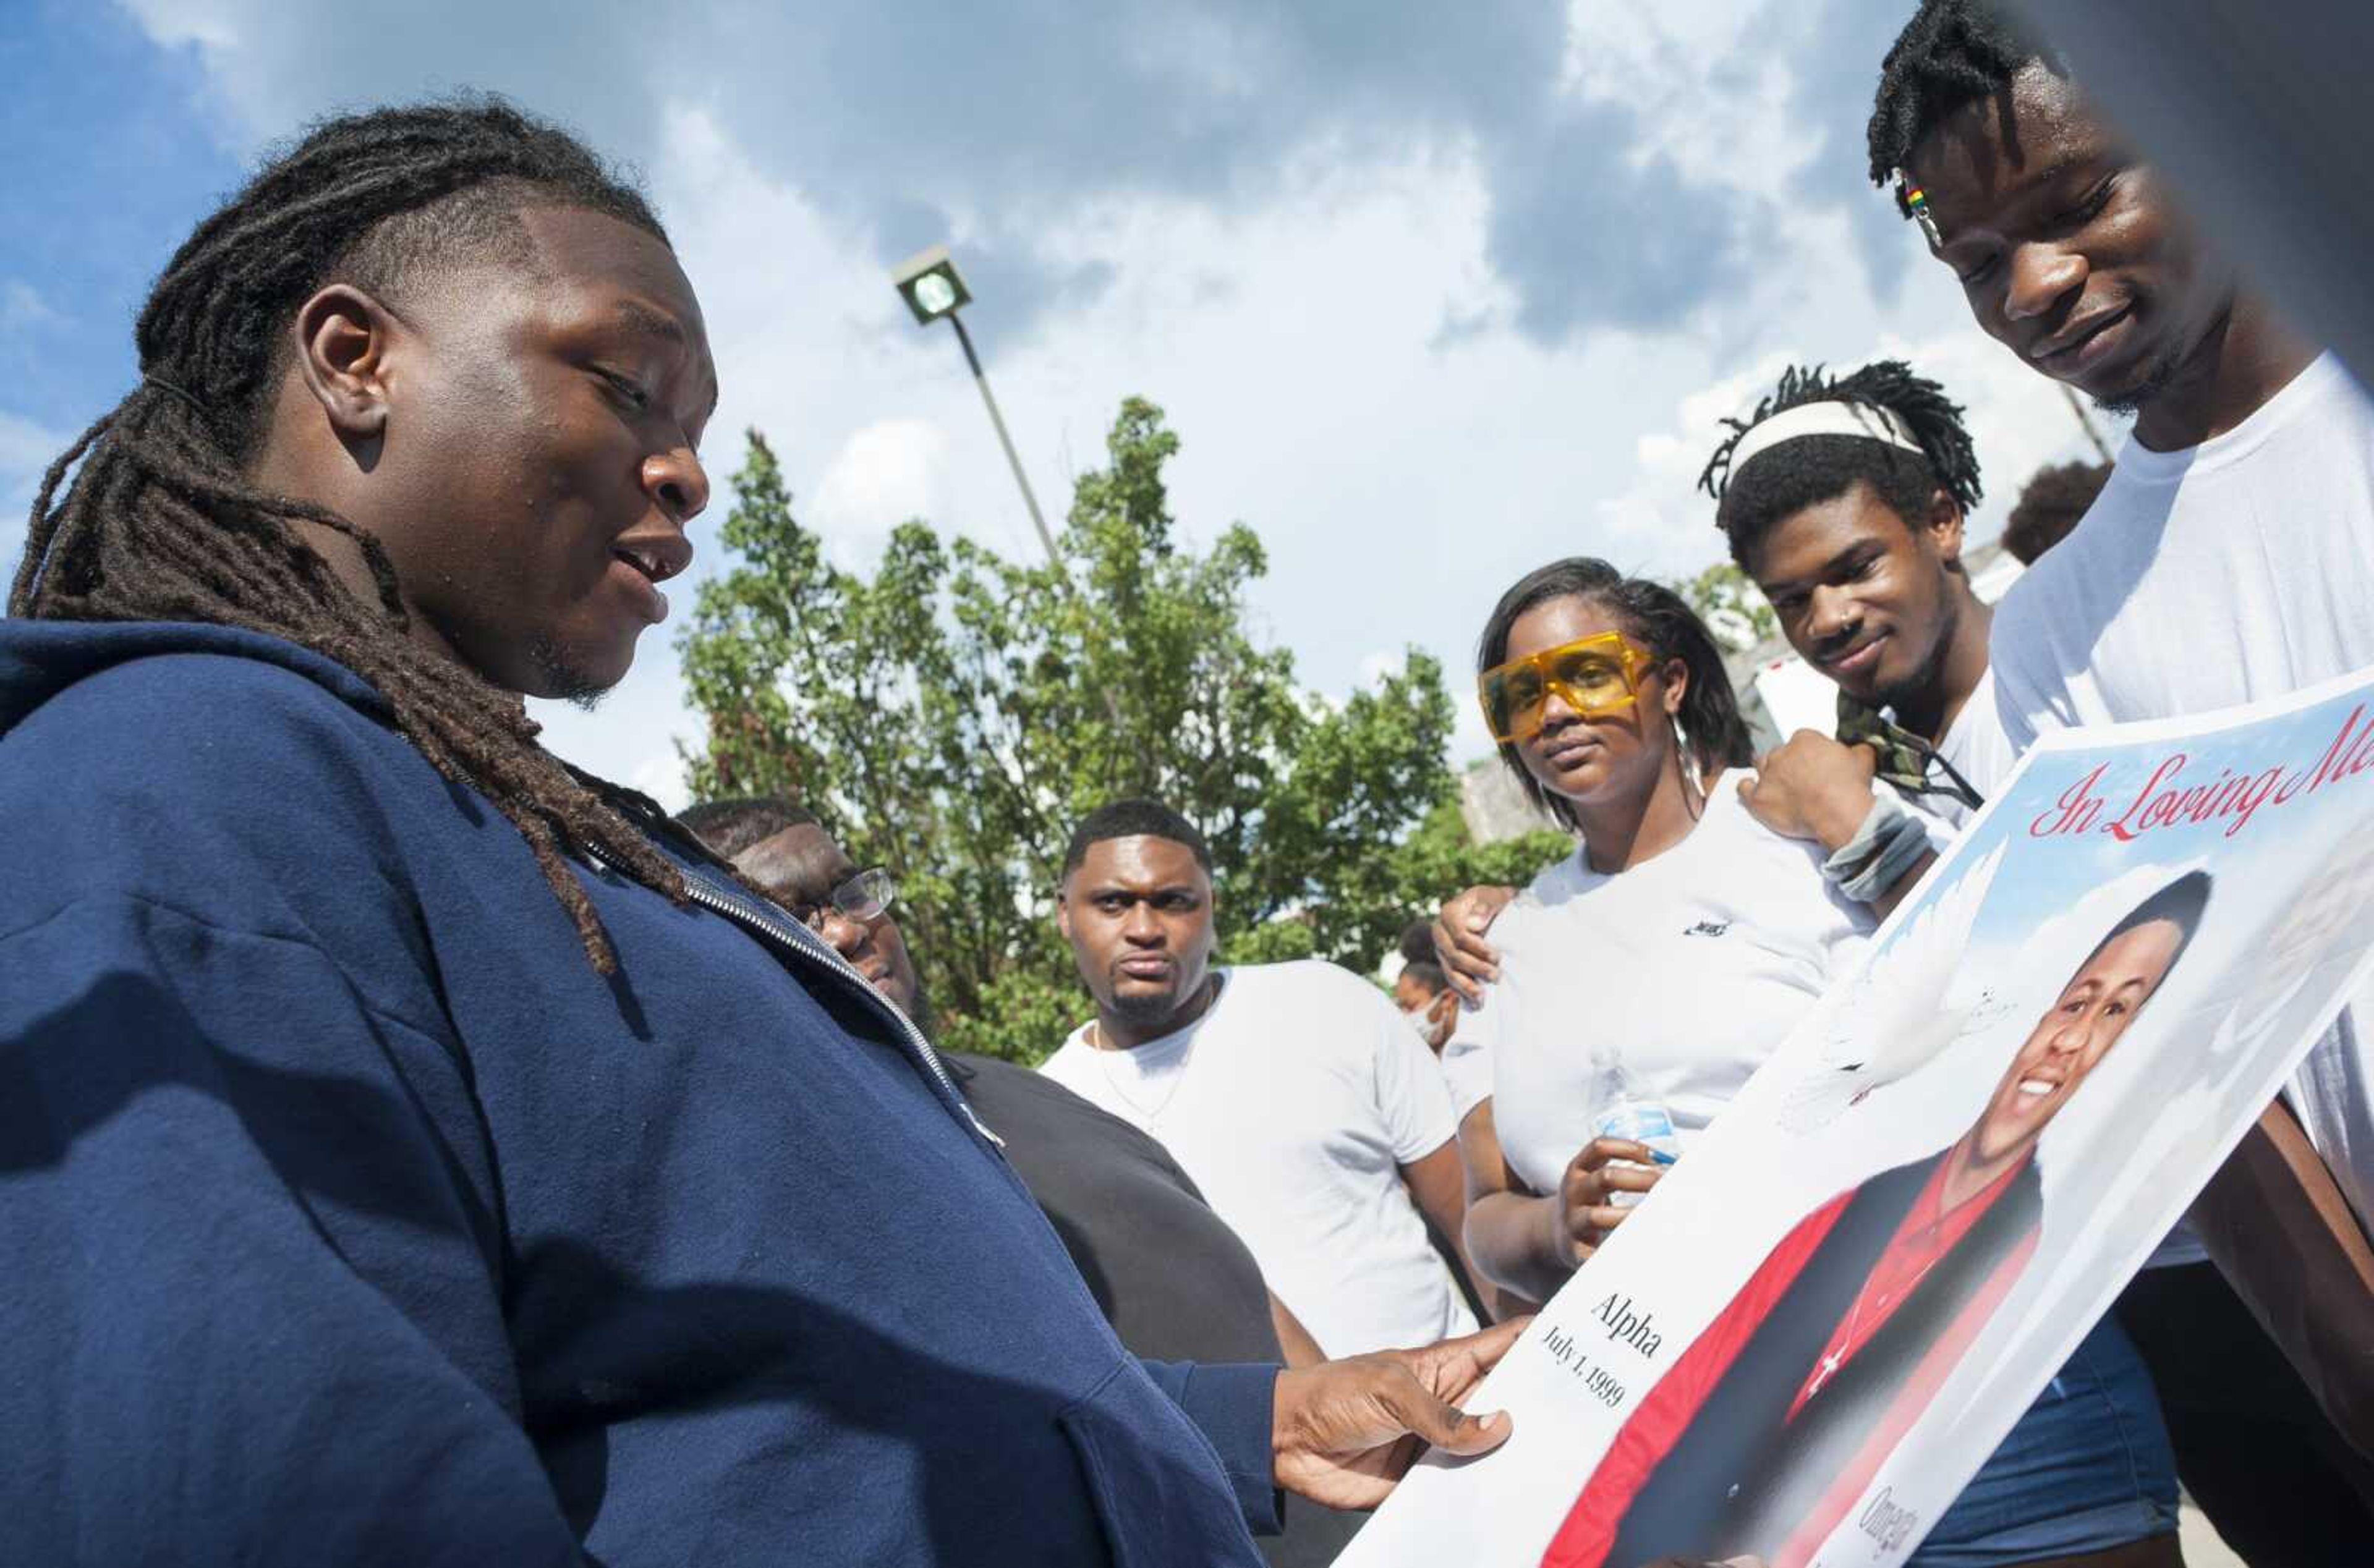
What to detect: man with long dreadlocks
<box><xmin>1870</xmin><ymin>2</ymin><xmax>2374</xmax><ymax>1558</ymax></box>
<box><xmin>0</xmin><ymin>101</ymin><xmax>1525</xmax><ymax>1565</ymax></box>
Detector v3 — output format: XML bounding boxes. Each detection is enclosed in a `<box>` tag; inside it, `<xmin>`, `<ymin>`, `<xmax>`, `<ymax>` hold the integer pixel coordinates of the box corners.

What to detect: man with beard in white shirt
<box><xmin>1040</xmin><ymin>799</ymin><xmax>1479</xmax><ymax>1360</ymax></box>
<box><xmin>1868</xmin><ymin>0</ymin><xmax>2374</xmax><ymax>1538</ymax></box>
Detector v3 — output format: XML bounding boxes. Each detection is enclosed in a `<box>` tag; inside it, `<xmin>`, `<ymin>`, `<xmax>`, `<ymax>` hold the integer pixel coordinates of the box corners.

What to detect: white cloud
<box><xmin>0</xmin><ymin>282</ymin><xmax>62</xmax><ymax>336</ymax></box>
<box><xmin>631</xmin><ymin>748</ymin><xmax>692</xmax><ymax>813</ymax></box>
<box><xmin>115</xmin><ymin>1</ymin><xmax>241</xmax><ymax>50</ymax></box>
<box><xmin>0</xmin><ymin>410</ymin><xmax>66</xmax><ymax>488</ymax></box>
<box><xmin>107</xmin><ymin>0</ymin><xmax>1852</xmax><ymax>345</ymax></box>
<box><xmin>1591</xmin><ymin>349</ymin><xmax>1799</xmax><ymax>557</ymax></box>
<box><xmin>0</xmin><ymin>409</ymin><xmax>72</xmax><ymax>574</ymax></box>
<box><xmin>1566</xmin><ymin>0</ymin><xmax>1813</xmax><ymax>197</ymax></box>
<box><xmin>809</xmin><ymin>420</ymin><xmax>948</xmax><ymax>557</ymax></box>
<box><xmin>117</xmin><ymin>0</ymin><xmax>2107</xmax><ymax>797</ymax></box>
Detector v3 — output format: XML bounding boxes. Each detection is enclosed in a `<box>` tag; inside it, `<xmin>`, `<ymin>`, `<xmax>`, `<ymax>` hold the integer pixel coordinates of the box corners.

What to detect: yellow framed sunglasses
<box><xmin>1478</xmin><ymin>630</ymin><xmax>1656</xmax><ymax>744</ymax></box>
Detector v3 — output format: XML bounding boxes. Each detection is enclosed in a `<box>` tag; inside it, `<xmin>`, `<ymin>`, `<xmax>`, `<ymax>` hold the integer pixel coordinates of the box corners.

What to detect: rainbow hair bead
<box><xmin>1897</xmin><ymin>172</ymin><xmax>1943</xmax><ymax>248</ymax></box>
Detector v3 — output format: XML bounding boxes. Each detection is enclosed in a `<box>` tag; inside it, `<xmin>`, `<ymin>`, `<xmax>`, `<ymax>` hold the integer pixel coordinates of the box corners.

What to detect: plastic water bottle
<box><xmin>1589</xmin><ymin>1063</ymin><xmax>1682</xmax><ymax>1208</ymax></box>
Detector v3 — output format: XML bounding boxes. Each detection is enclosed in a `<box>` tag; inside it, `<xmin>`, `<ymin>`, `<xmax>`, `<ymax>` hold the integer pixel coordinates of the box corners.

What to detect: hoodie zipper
<box><xmin>587</xmin><ymin>850</ymin><xmax>1004</xmax><ymax>1151</ymax></box>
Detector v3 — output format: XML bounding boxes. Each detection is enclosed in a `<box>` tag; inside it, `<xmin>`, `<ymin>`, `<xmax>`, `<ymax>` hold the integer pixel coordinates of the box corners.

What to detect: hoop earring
<box><xmin>1672</xmin><ymin>713</ymin><xmax>1705</xmax><ymax>810</ymax></box>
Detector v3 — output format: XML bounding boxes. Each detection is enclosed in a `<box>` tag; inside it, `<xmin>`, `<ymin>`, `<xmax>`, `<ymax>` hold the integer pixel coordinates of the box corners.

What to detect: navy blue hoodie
<box><xmin>0</xmin><ymin>621</ymin><xmax>1277</xmax><ymax>1566</ymax></box>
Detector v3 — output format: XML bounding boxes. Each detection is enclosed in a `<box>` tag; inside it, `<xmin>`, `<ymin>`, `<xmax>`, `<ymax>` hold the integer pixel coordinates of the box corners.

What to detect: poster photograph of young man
<box><xmin>1348</xmin><ymin>667</ymin><xmax>2374</xmax><ymax>1568</ymax></box>
<box><xmin>1537</xmin><ymin>871</ymin><xmax>2208</xmax><ymax>1568</ymax></box>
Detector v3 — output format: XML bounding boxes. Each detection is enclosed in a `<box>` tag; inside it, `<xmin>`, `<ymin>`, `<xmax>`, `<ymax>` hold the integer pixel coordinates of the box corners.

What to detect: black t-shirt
<box><xmin>948</xmin><ymin>1054</ymin><xmax>1366</xmax><ymax>1565</ymax></box>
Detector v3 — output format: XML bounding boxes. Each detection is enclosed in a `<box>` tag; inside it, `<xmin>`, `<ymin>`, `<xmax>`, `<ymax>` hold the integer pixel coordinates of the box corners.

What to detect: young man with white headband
<box><xmin>1702</xmin><ymin>358</ymin><xmax>2374</xmax><ymax>1560</ymax></box>
<box><xmin>1433</xmin><ymin>376</ymin><xmax>2189</xmax><ymax>1567</ymax></box>
<box><xmin>1703</xmin><ymin>360</ymin><xmax>2008</xmax><ymax>836</ymax></box>
<box><xmin>1434</xmin><ymin>360</ymin><xmax>1992</xmax><ymax>1004</ymax></box>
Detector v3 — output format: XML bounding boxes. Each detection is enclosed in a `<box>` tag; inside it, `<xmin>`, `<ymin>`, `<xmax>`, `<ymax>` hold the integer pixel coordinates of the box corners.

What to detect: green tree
<box><xmin>676</xmin><ymin>397</ymin><xmax>1568</xmax><ymax>1060</ymax></box>
<box><xmin>1669</xmin><ymin>559</ymin><xmax>1777</xmax><ymax>650</ymax></box>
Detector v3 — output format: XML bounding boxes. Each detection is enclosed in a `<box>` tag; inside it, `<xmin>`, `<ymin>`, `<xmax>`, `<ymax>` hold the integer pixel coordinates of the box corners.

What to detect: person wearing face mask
<box><xmin>1447</xmin><ymin>557</ymin><xmax>2176</xmax><ymax>1568</ymax></box>
<box><xmin>1394</xmin><ymin>922</ymin><xmax>1460</xmax><ymax>1056</ymax></box>
<box><xmin>1536</xmin><ymin>876</ymin><xmax>2211</xmax><ymax>1568</ymax></box>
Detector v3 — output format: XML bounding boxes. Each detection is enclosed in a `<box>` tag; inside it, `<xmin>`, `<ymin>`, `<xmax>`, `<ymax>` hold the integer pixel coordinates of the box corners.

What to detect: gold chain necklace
<box><xmin>1087</xmin><ymin>975</ymin><xmax>1223</xmax><ymax>1125</ymax></box>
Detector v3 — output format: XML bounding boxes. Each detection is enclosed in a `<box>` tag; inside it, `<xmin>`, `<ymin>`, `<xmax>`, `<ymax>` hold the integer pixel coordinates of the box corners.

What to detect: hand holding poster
<box><xmin>1350</xmin><ymin>670</ymin><xmax>2374</xmax><ymax>1567</ymax></box>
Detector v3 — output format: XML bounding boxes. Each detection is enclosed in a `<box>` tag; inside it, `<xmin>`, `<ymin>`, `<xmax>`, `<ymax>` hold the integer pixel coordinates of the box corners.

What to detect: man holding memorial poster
<box><xmin>1348</xmin><ymin>670</ymin><xmax>2374</xmax><ymax>1568</ymax></box>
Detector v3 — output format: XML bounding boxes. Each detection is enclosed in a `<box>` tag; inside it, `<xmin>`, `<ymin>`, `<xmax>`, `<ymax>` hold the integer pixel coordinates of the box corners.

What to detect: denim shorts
<box><xmin>1913</xmin><ymin>1315</ymin><xmax>2180</xmax><ymax>1567</ymax></box>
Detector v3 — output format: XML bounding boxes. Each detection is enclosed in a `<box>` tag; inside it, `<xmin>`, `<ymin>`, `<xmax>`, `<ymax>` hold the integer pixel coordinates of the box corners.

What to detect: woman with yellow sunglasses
<box><xmin>1445</xmin><ymin>556</ymin><xmax>1882</xmax><ymax>1312</ymax></box>
<box><xmin>1444</xmin><ymin>560</ymin><xmax>2172</xmax><ymax>1568</ymax></box>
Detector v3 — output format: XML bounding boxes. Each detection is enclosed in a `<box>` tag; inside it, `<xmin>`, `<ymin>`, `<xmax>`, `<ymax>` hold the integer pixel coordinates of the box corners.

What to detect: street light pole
<box><xmin>890</xmin><ymin>244</ymin><xmax>1066</xmax><ymax>570</ymax></box>
<box><xmin>945</xmin><ymin>310</ymin><xmax>1061</xmax><ymax>568</ymax></box>
<box><xmin>891</xmin><ymin>244</ymin><xmax>1127</xmax><ymax>731</ymax></box>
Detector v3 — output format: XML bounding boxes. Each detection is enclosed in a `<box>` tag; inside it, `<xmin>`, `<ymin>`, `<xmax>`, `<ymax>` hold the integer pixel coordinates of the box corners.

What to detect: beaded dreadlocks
<box><xmin>11</xmin><ymin>100</ymin><xmax>699</xmax><ymax>972</ymax></box>
<box><xmin>1696</xmin><ymin>361</ymin><xmax>1983</xmax><ymax>566</ymax></box>
<box><xmin>1865</xmin><ymin>0</ymin><xmax>2059</xmax><ymax>209</ymax></box>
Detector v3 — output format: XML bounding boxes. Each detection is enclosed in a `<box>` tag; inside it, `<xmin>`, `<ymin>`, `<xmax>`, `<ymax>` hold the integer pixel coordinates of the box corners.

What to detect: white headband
<box><xmin>1725</xmin><ymin>399</ymin><xmax>1925</xmax><ymax>480</ymax></box>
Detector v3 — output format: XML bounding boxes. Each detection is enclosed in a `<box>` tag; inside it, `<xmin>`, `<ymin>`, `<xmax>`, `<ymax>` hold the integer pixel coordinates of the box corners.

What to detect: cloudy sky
<box><xmin>0</xmin><ymin>0</ymin><xmax>2114</xmax><ymax>805</ymax></box>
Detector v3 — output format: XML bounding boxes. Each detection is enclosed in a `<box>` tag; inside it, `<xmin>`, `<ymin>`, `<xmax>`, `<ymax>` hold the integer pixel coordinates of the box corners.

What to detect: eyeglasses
<box><xmin>1477</xmin><ymin>630</ymin><xmax>1655</xmax><ymax>744</ymax></box>
<box><xmin>789</xmin><ymin>867</ymin><xmax>896</xmax><ymax>932</ymax></box>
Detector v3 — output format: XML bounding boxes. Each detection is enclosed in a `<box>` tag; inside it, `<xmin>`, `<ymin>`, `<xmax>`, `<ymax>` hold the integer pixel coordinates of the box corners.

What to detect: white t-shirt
<box><xmin>1442</xmin><ymin>782</ymin><xmax>1874</xmax><ymax>1197</ymax></box>
<box><xmin>1990</xmin><ymin>352</ymin><xmax>2374</xmax><ymax>1231</ymax></box>
<box><xmin>1039</xmin><ymin>960</ymin><xmax>1478</xmax><ymax>1357</ymax></box>
<box><xmin>1931</xmin><ymin>666</ymin><xmax>2019</xmax><ymax>818</ymax></box>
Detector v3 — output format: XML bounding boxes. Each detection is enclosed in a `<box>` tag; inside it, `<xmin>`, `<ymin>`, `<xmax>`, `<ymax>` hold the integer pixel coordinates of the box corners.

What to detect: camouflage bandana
<box><xmin>1836</xmin><ymin>693</ymin><xmax>1985</xmax><ymax>813</ymax></box>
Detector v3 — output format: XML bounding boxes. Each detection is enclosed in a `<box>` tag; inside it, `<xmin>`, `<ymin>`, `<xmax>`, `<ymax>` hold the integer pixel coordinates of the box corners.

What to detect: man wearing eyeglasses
<box><xmin>728</xmin><ymin>810</ymin><xmax>925</xmax><ymax>1021</ymax></box>
<box><xmin>673</xmin><ymin>797</ymin><xmax>1371</xmax><ymax>1568</ymax></box>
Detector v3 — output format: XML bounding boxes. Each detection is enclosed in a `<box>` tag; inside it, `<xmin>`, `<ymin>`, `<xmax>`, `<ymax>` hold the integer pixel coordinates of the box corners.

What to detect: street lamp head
<box><xmin>913</xmin><ymin>272</ymin><xmax>958</xmax><ymax>316</ymax></box>
<box><xmin>890</xmin><ymin>244</ymin><xmax>973</xmax><ymax>325</ymax></box>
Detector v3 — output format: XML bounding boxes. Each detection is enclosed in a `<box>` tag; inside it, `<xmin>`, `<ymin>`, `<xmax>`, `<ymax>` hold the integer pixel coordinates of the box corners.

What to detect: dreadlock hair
<box><xmin>11</xmin><ymin>98</ymin><xmax>693</xmax><ymax>973</ymax></box>
<box><xmin>1476</xmin><ymin>557</ymin><xmax>1754</xmax><ymax>835</ymax></box>
<box><xmin>1698</xmin><ymin>360</ymin><xmax>1983</xmax><ymax>568</ymax></box>
<box><xmin>1866</xmin><ymin>0</ymin><xmax>2060</xmax><ymax>205</ymax></box>
<box><xmin>2001</xmin><ymin>459</ymin><xmax>2112</xmax><ymax>565</ymax></box>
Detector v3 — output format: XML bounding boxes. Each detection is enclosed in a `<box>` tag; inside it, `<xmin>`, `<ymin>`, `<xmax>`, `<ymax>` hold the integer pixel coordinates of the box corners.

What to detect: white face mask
<box><xmin>1402</xmin><ymin>996</ymin><xmax>1450</xmax><ymax>1048</ymax></box>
